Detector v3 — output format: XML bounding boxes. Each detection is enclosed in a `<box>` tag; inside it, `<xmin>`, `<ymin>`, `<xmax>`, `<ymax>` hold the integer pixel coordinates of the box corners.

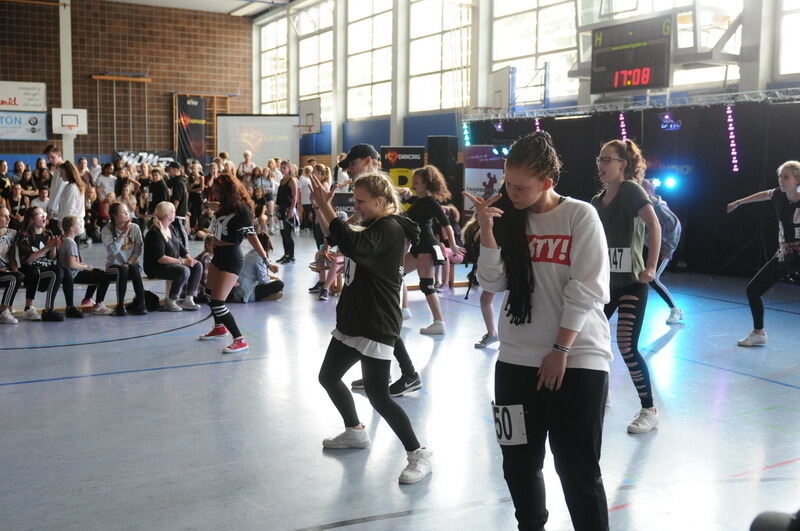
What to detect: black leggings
<box><xmin>108</xmin><ymin>264</ymin><xmax>146</xmax><ymax>309</ymax></box>
<box><xmin>318</xmin><ymin>338</ymin><xmax>420</xmax><ymax>451</ymax></box>
<box><xmin>604</xmin><ymin>282</ymin><xmax>654</xmax><ymax>409</ymax></box>
<box><xmin>62</xmin><ymin>268</ymin><xmax>114</xmax><ymax>306</ymax></box>
<box><xmin>0</xmin><ymin>271</ymin><xmax>24</xmax><ymax>307</ymax></box>
<box><xmin>746</xmin><ymin>256</ymin><xmax>800</xmax><ymax>330</ymax></box>
<box><xmin>649</xmin><ymin>257</ymin><xmax>677</xmax><ymax>309</ymax></box>
<box><xmin>22</xmin><ymin>264</ymin><xmax>62</xmax><ymax>310</ymax></box>
<box><xmin>495</xmin><ymin>361</ymin><xmax>608</xmax><ymax>531</ymax></box>
<box><xmin>393</xmin><ymin>337</ymin><xmax>416</xmax><ymax>378</ymax></box>
<box><xmin>280</xmin><ymin>224</ymin><xmax>294</xmax><ymax>259</ymax></box>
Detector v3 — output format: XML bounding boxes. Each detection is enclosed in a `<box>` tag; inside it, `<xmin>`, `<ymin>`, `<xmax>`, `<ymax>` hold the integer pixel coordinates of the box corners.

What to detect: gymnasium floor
<box><xmin>1</xmin><ymin>234</ymin><xmax>799</xmax><ymax>531</ymax></box>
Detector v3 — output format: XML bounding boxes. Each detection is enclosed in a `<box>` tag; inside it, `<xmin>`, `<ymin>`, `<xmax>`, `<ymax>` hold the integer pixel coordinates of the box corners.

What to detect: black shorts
<box><xmin>211</xmin><ymin>245</ymin><xmax>244</xmax><ymax>275</ymax></box>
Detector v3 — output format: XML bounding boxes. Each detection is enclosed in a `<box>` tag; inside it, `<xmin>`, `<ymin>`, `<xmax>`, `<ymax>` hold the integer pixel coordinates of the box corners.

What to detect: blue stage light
<box><xmin>651</xmin><ymin>178</ymin><xmax>662</xmax><ymax>188</ymax></box>
<box><xmin>664</xmin><ymin>176</ymin><xmax>677</xmax><ymax>189</ymax></box>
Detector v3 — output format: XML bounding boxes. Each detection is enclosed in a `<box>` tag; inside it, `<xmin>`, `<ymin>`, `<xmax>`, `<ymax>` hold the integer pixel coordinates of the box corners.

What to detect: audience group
<box><xmin>0</xmin><ymin>147</ymin><xmax>299</xmax><ymax>324</ymax></box>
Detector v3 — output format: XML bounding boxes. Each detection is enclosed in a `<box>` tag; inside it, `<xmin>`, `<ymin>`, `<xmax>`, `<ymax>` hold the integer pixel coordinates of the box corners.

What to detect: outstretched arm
<box><xmin>727</xmin><ymin>189</ymin><xmax>772</xmax><ymax>213</ymax></box>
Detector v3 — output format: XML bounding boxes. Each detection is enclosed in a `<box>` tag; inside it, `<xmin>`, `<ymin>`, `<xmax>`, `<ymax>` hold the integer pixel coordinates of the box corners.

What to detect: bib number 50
<box><xmin>491</xmin><ymin>402</ymin><xmax>527</xmax><ymax>446</ymax></box>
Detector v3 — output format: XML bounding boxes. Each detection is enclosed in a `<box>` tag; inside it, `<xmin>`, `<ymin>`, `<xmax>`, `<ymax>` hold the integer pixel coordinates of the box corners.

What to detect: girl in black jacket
<box><xmin>312</xmin><ymin>172</ymin><xmax>433</xmax><ymax>485</ymax></box>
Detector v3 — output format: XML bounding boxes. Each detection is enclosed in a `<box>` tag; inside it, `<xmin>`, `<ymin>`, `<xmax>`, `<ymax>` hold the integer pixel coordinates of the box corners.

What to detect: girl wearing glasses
<box><xmin>592</xmin><ymin>139</ymin><xmax>662</xmax><ymax>434</ymax></box>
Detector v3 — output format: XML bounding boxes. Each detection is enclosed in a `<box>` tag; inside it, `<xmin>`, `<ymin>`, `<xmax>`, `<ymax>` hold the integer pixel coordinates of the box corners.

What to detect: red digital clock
<box><xmin>613</xmin><ymin>68</ymin><xmax>653</xmax><ymax>88</ymax></box>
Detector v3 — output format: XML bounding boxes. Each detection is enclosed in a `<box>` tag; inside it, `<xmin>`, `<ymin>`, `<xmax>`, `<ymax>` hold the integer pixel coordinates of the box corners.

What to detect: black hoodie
<box><xmin>328</xmin><ymin>214</ymin><xmax>420</xmax><ymax>346</ymax></box>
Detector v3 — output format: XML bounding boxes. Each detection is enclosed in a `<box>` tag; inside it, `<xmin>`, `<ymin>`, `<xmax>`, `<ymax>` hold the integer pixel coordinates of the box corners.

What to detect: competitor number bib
<box><xmin>608</xmin><ymin>247</ymin><xmax>632</xmax><ymax>273</ymax></box>
<box><xmin>491</xmin><ymin>402</ymin><xmax>527</xmax><ymax>446</ymax></box>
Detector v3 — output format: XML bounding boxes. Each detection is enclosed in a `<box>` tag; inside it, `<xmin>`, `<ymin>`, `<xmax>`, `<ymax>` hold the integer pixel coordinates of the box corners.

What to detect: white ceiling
<box><xmin>105</xmin><ymin>0</ymin><xmax>285</xmax><ymax>16</ymax></box>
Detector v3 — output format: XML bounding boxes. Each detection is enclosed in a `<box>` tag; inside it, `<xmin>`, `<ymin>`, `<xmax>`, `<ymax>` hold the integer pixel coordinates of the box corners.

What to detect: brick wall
<box><xmin>0</xmin><ymin>0</ymin><xmax>252</xmax><ymax>158</ymax></box>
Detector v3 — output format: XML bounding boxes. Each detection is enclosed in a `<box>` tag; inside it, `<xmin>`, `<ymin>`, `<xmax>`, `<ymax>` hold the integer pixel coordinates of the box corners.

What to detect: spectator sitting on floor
<box><xmin>227</xmin><ymin>232</ymin><xmax>284</xmax><ymax>303</ymax></box>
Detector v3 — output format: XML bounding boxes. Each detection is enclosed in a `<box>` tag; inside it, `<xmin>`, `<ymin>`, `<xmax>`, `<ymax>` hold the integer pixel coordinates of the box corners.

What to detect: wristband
<box><xmin>552</xmin><ymin>343</ymin><xmax>571</xmax><ymax>354</ymax></box>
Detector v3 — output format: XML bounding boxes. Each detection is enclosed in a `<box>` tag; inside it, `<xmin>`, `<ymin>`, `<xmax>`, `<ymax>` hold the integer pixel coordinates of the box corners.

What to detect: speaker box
<box><xmin>427</xmin><ymin>135</ymin><xmax>462</xmax><ymax>210</ymax></box>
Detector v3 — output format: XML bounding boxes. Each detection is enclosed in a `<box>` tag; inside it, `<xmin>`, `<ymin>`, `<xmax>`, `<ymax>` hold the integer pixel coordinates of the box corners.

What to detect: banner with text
<box><xmin>0</xmin><ymin>81</ymin><xmax>46</xmax><ymax>111</ymax></box>
<box><xmin>464</xmin><ymin>146</ymin><xmax>505</xmax><ymax>215</ymax></box>
<box><xmin>177</xmin><ymin>95</ymin><xmax>206</xmax><ymax>163</ymax></box>
<box><xmin>380</xmin><ymin>146</ymin><xmax>425</xmax><ymax>188</ymax></box>
<box><xmin>114</xmin><ymin>150</ymin><xmax>178</xmax><ymax>167</ymax></box>
<box><xmin>0</xmin><ymin>110</ymin><xmax>47</xmax><ymax>140</ymax></box>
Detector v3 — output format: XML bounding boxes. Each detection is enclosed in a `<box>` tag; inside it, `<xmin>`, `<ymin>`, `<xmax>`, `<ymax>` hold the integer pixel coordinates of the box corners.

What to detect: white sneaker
<box><xmin>666</xmin><ymin>308</ymin><xmax>684</xmax><ymax>325</ymax></box>
<box><xmin>0</xmin><ymin>309</ymin><xmax>18</xmax><ymax>324</ymax></box>
<box><xmin>474</xmin><ymin>333</ymin><xmax>498</xmax><ymax>348</ymax></box>
<box><xmin>402</xmin><ymin>307</ymin><xmax>413</xmax><ymax>320</ymax></box>
<box><xmin>399</xmin><ymin>447</ymin><xmax>433</xmax><ymax>484</ymax></box>
<box><xmin>164</xmin><ymin>298</ymin><xmax>183</xmax><ymax>312</ymax></box>
<box><xmin>24</xmin><ymin>306</ymin><xmax>41</xmax><ymax>321</ymax></box>
<box><xmin>420</xmin><ymin>320</ymin><xmax>446</xmax><ymax>335</ymax></box>
<box><xmin>322</xmin><ymin>427</ymin><xmax>371</xmax><ymax>449</ymax></box>
<box><xmin>86</xmin><ymin>303</ymin><xmax>114</xmax><ymax>315</ymax></box>
<box><xmin>627</xmin><ymin>408</ymin><xmax>659</xmax><ymax>434</ymax></box>
<box><xmin>179</xmin><ymin>296</ymin><xmax>200</xmax><ymax>311</ymax></box>
<box><xmin>737</xmin><ymin>331</ymin><xmax>767</xmax><ymax>347</ymax></box>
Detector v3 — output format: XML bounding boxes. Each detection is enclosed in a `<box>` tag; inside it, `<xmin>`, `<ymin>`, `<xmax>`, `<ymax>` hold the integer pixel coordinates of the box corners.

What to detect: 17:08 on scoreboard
<box><xmin>613</xmin><ymin>67</ymin><xmax>652</xmax><ymax>87</ymax></box>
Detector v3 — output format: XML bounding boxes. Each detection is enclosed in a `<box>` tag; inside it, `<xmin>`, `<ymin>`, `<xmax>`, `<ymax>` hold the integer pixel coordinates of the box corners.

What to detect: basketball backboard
<box><xmin>52</xmin><ymin>108</ymin><xmax>88</xmax><ymax>135</ymax></box>
<box><xmin>298</xmin><ymin>98</ymin><xmax>321</xmax><ymax>135</ymax></box>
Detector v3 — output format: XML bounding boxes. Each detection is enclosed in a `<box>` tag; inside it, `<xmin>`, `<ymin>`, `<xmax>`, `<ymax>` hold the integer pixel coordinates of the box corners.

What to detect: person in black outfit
<box><xmin>143</xmin><ymin>201</ymin><xmax>203</xmax><ymax>312</ymax></box>
<box><xmin>727</xmin><ymin>160</ymin><xmax>800</xmax><ymax>347</ymax></box>
<box><xmin>147</xmin><ymin>168</ymin><xmax>170</xmax><ymax>216</ymax></box>
<box><xmin>165</xmin><ymin>161</ymin><xmax>189</xmax><ymax>249</ymax></box>
<box><xmin>312</xmin><ymin>171</ymin><xmax>434</xmax><ymax>484</ymax></box>
<box><xmin>275</xmin><ymin>160</ymin><xmax>299</xmax><ymax>263</ymax></box>
<box><xmin>197</xmin><ymin>174</ymin><xmax>270</xmax><ymax>354</ymax></box>
<box><xmin>16</xmin><ymin>206</ymin><xmax>64</xmax><ymax>321</ymax></box>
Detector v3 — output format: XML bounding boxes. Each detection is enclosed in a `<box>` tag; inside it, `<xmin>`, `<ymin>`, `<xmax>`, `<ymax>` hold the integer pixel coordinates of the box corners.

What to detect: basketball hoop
<box><xmin>293</xmin><ymin>124</ymin><xmax>314</xmax><ymax>135</ymax></box>
<box><xmin>64</xmin><ymin>124</ymin><xmax>78</xmax><ymax>136</ymax></box>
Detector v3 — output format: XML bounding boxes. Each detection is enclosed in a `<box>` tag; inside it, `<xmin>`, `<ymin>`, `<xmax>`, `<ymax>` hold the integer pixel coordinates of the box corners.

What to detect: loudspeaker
<box><xmin>427</xmin><ymin>135</ymin><xmax>462</xmax><ymax>210</ymax></box>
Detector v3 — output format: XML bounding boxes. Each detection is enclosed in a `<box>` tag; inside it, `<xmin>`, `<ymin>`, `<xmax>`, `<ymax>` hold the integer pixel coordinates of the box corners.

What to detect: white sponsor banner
<box><xmin>0</xmin><ymin>111</ymin><xmax>48</xmax><ymax>140</ymax></box>
<box><xmin>0</xmin><ymin>81</ymin><xmax>47</xmax><ymax>111</ymax></box>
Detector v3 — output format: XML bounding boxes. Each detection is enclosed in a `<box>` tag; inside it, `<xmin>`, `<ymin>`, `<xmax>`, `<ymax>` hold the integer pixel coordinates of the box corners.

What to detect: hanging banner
<box><xmin>463</xmin><ymin>146</ymin><xmax>505</xmax><ymax>215</ymax></box>
<box><xmin>177</xmin><ymin>95</ymin><xmax>206</xmax><ymax>163</ymax></box>
<box><xmin>114</xmin><ymin>150</ymin><xmax>178</xmax><ymax>167</ymax></box>
<box><xmin>0</xmin><ymin>81</ymin><xmax>46</xmax><ymax>111</ymax></box>
<box><xmin>380</xmin><ymin>146</ymin><xmax>425</xmax><ymax>188</ymax></box>
<box><xmin>0</xmin><ymin>111</ymin><xmax>47</xmax><ymax>140</ymax></box>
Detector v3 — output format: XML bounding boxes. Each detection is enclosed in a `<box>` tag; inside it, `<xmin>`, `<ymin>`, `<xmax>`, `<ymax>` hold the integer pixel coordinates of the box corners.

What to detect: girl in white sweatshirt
<box><xmin>465</xmin><ymin>131</ymin><xmax>611</xmax><ymax>531</ymax></box>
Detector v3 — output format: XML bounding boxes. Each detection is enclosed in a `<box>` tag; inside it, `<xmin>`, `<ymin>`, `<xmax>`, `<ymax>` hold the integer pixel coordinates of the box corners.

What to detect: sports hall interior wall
<box><xmin>467</xmin><ymin>101</ymin><xmax>800</xmax><ymax>278</ymax></box>
<box><xmin>0</xmin><ymin>0</ymin><xmax>252</xmax><ymax>157</ymax></box>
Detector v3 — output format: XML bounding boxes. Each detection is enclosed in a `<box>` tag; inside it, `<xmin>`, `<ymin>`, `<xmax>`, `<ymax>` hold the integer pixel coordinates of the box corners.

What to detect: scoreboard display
<box><xmin>591</xmin><ymin>15</ymin><xmax>672</xmax><ymax>94</ymax></box>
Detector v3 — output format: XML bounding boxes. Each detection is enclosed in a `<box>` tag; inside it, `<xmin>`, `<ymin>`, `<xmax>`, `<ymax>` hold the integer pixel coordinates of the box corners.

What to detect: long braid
<box><xmin>494</xmin><ymin>131</ymin><xmax>562</xmax><ymax>325</ymax></box>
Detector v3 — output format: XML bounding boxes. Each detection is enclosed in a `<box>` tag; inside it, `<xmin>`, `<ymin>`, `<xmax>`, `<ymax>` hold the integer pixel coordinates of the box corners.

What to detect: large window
<box><xmin>492</xmin><ymin>0</ymin><xmax>579</xmax><ymax>104</ymax></box>
<box><xmin>297</xmin><ymin>0</ymin><xmax>335</xmax><ymax>121</ymax></box>
<box><xmin>260</xmin><ymin>18</ymin><xmax>288</xmax><ymax>114</ymax></box>
<box><xmin>408</xmin><ymin>0</ymin><xmax>471</xmax><ymax>112</ymax></box>
<box><xmin>780</xmin><ymin>0</ymin><xmax>800</xmax><ymax>75</ymax></box>
<box><xmin>347</xmin><ymin>0</ymin><xmax>393</xmax><ymax>119</ymax></box>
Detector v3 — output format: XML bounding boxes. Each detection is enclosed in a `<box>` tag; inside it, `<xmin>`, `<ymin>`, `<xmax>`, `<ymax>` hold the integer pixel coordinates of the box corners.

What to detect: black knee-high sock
<box><xmin>210</xmin><ymin>299</ymin><xmax>242</xmax><ymax>338</ymax></box>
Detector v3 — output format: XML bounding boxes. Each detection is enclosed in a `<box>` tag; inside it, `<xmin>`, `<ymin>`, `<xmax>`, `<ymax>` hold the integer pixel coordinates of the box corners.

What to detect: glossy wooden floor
<box><xmin>1</xmin><ymin>234</ymin><xmax>799</xmax><ymax>530</ymax></box>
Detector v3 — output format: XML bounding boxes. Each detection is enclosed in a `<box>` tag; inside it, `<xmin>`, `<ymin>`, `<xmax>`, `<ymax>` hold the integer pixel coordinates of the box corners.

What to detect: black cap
<box><xmin>165</xmin><ymin>161</ymin><xmax>181</xmax><ymax>170</ymax></box>
<box><xmin>338</xmin><ymin>144</ymin><xmax>379</xmax><ymax>170</ymax></box>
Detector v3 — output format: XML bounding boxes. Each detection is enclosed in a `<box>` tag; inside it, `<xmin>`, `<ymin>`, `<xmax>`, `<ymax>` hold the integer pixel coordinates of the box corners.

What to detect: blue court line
<box><xmin>0</xmin><ymin>356</ymin><xmax>267</xmax><ymax>387</ymax></box>
<box><xmin>672</xmin><ymin>356</ymin><xmax>800</xmax><ymax>391</ymax></box>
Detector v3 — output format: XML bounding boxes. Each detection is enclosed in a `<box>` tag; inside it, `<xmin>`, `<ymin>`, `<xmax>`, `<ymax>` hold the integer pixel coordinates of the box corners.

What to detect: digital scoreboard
<box><xmin>590</xmin><ymin>15</ymin><xmax>672</xmax><ymax>94</ymax></box>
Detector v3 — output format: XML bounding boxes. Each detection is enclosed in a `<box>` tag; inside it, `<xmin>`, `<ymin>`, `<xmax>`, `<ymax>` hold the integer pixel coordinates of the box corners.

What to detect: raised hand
<box><xmin>462</xmin><ymin>191</ymin><xmax>504</xmax><ymax>232</ymax></box>
<box><xmin>310</xmin><ymin>174</ymin><xmax>335</xmax><ymax>207</ymax></box>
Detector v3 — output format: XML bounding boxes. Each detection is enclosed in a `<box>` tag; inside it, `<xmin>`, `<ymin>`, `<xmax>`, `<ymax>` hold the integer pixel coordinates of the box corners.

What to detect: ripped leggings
<box><xmin>604</xmin><ymin>282</ymin><xmax>654</xmax><ymax>409</ymax></box>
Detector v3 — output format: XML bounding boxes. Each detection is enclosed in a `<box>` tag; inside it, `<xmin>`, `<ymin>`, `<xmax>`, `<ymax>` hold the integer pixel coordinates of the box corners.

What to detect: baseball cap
<box><xmin>338</xmin><ymin>144</ymin><xmax>380</xmax><ymax>170</ymax></box>
<box><xmin>165</xmin><ymin>161</ymin><xmax>181</xmax><ymax>170</ymax></box>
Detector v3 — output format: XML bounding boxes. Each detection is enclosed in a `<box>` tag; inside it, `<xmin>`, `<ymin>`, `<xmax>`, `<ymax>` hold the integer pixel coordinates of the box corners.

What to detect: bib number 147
<box><xmin>491</xmin><ymin>402</ymin><xmax>527</xmax><ymax>446</ymax></box>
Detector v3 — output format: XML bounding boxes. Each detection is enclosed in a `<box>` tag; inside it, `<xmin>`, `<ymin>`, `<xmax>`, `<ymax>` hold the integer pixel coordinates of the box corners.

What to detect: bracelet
<box><xmin>552</xmin><ymin>343</ymin><xmax>571</xmax><ymax>354</ymax></box>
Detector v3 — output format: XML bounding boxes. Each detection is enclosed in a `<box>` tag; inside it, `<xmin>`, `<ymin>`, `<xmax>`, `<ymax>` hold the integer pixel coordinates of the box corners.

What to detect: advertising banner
<box><xmin>380</xmin><ymin>146</ymin><xmax>425</xmax><ymax>188</ymax></box>
<box><xmin>114</xmin><ymin>150</ymin><xmax>178</xmax><ymax>167</ymax></box>
<box><xmin>463</xmin><ymin>146</ymin><xmax>505</xmax><ymax>215</ymax></box>
<box><xmin>0</xmin><ymin>111</ymin><xmax>47</xmax><ymax>140</ymax></box>
<box><xmin>177</xmin><ymin>95</ymin><xmax>206</xmax><ymax>163</ymax></box>
<box><xmin>0</xmin><ymin>81</ymin><xmax>46</xmax><ymax>111</ymax></box>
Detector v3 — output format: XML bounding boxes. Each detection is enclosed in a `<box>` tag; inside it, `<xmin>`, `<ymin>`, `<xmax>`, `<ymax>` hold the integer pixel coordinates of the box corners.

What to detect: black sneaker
<box><xmin>115</xmin><ymin>305</ymin><xmax>127</xmax><ymax>317</ymax></box>
<box><xmin>309</xmin><ymin>281</ymin><xmax>324</xmax><ymax>293</ymax></box>
<box><xmin>318</xmin><ymin>288</ymin><xmax>329</xmax><ymax>301</ymax></box>
<box><xmin>66</xmin><ymin>306</ymin><xmax>85</xmax><ymax>318</ymax></box>
<box><xmin>351</xmin><ymin>376</ymin><xmax>392</xmax><ymax>390</ymax></box>
<box><xmin>129</xmin><ymin>306</ymin><xmax>148</xmax><ymax>315</ymax></box>
<box><xmin>41</xmin><ymin>309</ymin><xmax>64</xmax><ymax>322</ymax></box>
<box><xmin>389</xmin><ymin>373</ymin><xmax>423</xmax><ymax>397</ymax></box>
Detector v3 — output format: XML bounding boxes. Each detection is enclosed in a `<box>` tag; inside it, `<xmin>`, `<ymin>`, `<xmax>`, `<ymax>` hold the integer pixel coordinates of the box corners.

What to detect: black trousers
<box><xmin>318</xmin><ymin>338</ymin><xmax>420</xmax><ymax>451</ymax></box>
<box><xmin>746</xmin><ymin>255</ymin><xmax>800</xmax><ymax>330</ymax></box>
<box><xmin>108</xmin><ymin>264</ymin><xmax>146</xmax><ymax>309</ymax></box>
<box><xmin>495</xmin><ymin>361</ymin><xmax>609</xmax><ymax>531</ymax></box>
<box><xmin>254</xmin><ymin>280</ymin><xmax>284</xmax><ymax>300</ymax></box>
<box><xmin>62</xmin><ymin>268</ymin><xmax>114</xmax><ymax>306</ymax></box>
<box><xmin>0</xmin><ymin>271</ymin><xmax>24</xmax><ymax>307</ymax></box>
<box><xmin>280</xmin><ymin>225</ymin><xmax>295</xmax><ymax>258</ymax></box>
<box><xmin>148</xmin><ymin>262</ymin><xmax>203</xmax><ymax>299</ymax></box>
<box><xmin>604</xmin><ymin>282</ymin><xmax>654</xmax><ymax>409</ymax></box>
<box><xmin>21</xmin><ymin>264</ymin><xmax>62</xmax><ymax>310</ymax></box>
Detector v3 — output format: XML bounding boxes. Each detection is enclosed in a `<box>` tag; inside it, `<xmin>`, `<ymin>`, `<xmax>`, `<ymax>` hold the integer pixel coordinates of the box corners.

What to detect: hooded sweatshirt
<box><xmin>328</xmin><ymin>214</ymin><xmax>420</xmax><ymax>358</ymax></box>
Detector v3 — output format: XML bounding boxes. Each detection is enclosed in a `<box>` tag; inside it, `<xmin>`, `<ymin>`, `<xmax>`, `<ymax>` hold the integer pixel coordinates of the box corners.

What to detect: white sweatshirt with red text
<box><xmin>478</xmin><ymin>197</ymin><xmax>613</xmax><ymax>371</ymax></box>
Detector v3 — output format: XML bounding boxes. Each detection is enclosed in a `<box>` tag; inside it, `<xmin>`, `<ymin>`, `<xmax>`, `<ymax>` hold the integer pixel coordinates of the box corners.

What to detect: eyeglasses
<box><xmin>596</xmin><ymin>156</ymin><xmax>625</xmax><ymax>165</ymax></box>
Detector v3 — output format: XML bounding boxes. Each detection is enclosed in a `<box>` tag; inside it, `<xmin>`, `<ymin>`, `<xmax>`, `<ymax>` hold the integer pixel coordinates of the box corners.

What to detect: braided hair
<box><xmin>493</xmin><ymin>131</ymin><xmax>563</xmax><ymax>325</ymax></box>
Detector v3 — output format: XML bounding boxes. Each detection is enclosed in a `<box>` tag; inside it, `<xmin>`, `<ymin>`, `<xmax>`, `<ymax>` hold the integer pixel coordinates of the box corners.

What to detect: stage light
<box><xmin>493</xmin><ymin>122</ymin><xmax>504</xmax><ymax>132</ymax></box>
<box><xmin>651</xmin><ymin>178</ymin><xmax>662</xmax><ymax>188</ymax></box>
<box><xmin>492</xmin><ymin>145</ymin><xmax>510</xmax><ymax>157</ymax></box>
<box><xmin>658</xmin><ymin>112</ymin><xmax>681</xmax><ymax>131</ymax></box>
<box><xmin>535</xmin><ymin>118</ymin><xmax>541</xmax><ymax>132</ymax></box>
<box><xmin>726</xmin><ymin>105</ymin><xmax>739</xmax><ymax>173</ymax></box>
<box><xmin>664</xmin><ymin>176</ymin><xmax>677</xmax><ymax>189</ymax></box>
<box><xmin>618</xmin><ymin>112</ymin><xmax>628</xmax><ymax>141</ymax></box>
<box><xmin>461</xmin><ymin>122</ymin><xmax>472</xmax><ymax>147</ymax></box>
